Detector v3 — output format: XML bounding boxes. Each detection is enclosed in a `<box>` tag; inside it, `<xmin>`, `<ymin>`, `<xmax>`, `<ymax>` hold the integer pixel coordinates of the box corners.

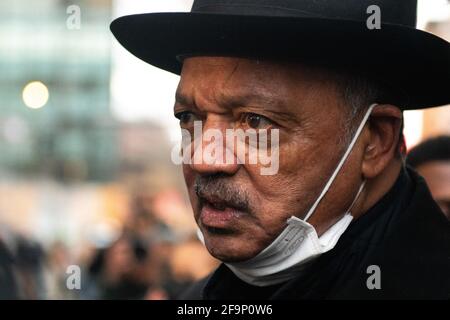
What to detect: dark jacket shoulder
<box><xmin>177</xmin><ymin>274</ymin><xmax>212</xmax><ymax>300</ymax></box>
<box><xmin>334</xmin><ymin>172</ymin><xmax>450</xmax><ymax>299</ymax></box>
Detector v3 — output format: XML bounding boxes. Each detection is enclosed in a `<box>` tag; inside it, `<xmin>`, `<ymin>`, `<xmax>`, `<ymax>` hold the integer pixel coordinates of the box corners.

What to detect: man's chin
<box><xmin>202</xmin><ymin>231</ymin><xmax>262</xmax><ymax>263</ymax></box>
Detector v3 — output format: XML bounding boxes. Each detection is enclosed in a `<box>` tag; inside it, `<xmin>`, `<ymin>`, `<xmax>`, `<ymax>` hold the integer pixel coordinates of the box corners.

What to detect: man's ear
<box><xmin>362</xmin><ymin>104</ymin><xmax>403</xmax><ymax>179</ymax></box>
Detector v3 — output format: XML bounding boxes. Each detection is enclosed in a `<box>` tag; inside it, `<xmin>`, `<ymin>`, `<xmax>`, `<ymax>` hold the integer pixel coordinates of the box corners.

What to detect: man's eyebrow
<box><xmin>175</xmin><ymin>90</ymin><xmax>293</xmax><ymax>115</ymax></box>
<box><xmin>219</xmin><ymin>91</ymin><xmax>286</xmax><ymax>110</ymax></box>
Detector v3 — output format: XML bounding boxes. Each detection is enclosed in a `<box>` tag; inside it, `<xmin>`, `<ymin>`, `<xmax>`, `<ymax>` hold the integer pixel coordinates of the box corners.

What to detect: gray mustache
<box><xmin>194</xmin><ymin>174</ymin><xmax>251</xmax><ymax>212</ymax></box>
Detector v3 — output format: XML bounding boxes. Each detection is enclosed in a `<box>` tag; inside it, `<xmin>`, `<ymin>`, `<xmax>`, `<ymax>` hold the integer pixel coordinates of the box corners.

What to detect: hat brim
<box><xmin>110</xmin><ymin>12</ymin><xmax>450</xmax><ymax>110</ymax></box>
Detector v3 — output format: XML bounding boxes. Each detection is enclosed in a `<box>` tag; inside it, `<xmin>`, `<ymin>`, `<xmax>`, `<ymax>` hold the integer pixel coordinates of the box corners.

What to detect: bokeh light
<box><xmin>22</xmin><ymin>81</ymin><xmax>49</xmax><ymax>109</ymax></box>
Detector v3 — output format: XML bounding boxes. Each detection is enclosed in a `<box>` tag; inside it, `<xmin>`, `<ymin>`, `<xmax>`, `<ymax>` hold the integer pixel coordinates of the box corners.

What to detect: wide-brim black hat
<box><xmin>110</xmin><ymin>0</ymin><xmax>450</xmax><ymax>110</ymax></box>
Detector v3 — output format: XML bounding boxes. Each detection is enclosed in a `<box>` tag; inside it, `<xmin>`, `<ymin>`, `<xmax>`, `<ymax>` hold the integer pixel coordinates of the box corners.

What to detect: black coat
<box><xmin>181</xmin><ymin>167</ymin><xmax>450</xmax><ymax>300</ymax></box>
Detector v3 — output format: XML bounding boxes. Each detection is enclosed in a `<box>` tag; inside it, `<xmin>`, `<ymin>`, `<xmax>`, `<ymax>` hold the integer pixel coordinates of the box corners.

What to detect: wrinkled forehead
<box><xmin>177</xmin><ymin>56</ymin><xmax>341</xmax><ymax>109</ymax></box>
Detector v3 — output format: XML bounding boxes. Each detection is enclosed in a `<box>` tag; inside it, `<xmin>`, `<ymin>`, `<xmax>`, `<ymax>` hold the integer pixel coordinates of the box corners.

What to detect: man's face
<box><xmin>416</xmin><ymin>161</ymin><xmax>450</xmax><ymax>219</ymax></box>
<box><xmin>175</xmin><ymin>57</ymin><xmax>365</xmax><ymax>262</ymax></box>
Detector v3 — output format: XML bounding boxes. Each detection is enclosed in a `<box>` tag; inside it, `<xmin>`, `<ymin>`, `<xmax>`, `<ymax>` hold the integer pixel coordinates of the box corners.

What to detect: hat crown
<box><xmin>192</xmin><ymin>0</ymin><xmax>417</xmax><ymax>27</ymax></box>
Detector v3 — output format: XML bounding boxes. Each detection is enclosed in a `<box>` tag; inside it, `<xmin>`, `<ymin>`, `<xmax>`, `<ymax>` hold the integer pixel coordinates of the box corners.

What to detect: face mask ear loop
<box><xmin>303</xmin><ymin>103</ymin><xmax>377</xmax><ymax>222</ymax></box>
<box><xmin>345</xmin><ymin>180</ymin><xmax>366</xmax><ymax>217</ymax></box>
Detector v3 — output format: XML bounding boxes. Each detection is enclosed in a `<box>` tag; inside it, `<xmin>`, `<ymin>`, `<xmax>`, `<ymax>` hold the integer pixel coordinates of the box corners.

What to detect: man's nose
<box><xmin>189</xmin><ymin>119</ymin><xmax>240</xmax><ymax>175</ymax></box>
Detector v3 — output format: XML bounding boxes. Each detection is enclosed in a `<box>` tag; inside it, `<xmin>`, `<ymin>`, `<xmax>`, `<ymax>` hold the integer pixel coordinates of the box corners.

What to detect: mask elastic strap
<box><xmin>304</xmin><ymin>104</ymin><xmax>377</xmax><ymax>222</ymax></box>
<box><xmin>346</xmin><ymin>180</ymin><xmax>366</xmax><ymax>216</ymax></box>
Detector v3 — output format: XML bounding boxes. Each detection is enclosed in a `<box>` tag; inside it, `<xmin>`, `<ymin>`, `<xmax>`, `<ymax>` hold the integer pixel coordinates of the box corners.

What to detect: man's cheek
<box><xmin>182</xmin><ymin>164</ymin><xmax>195</xmax><ymax>188</ymax></box>
<box><xmin>249</xmin><ymin>172</ymin><xmax>291</xmax><ymax>200</ymax></box>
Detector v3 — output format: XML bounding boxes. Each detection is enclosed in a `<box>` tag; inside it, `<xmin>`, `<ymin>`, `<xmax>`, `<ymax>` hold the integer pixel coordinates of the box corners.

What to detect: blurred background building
<box><xmin>422</xmin><ymin>15</ymin><xmax>450</xmax><ymax>139</ymax></box>
<box><xmin>0</xmin><ymin>0</ymin><xmax>116</xmax><ymax>182</ymax></box>
<box><xmin>406</xmin><ymin>0</ymin><xmax>450</xmax><ymax>145</ymax></box>
<box><xmin>0</xmin><ymin>0</ymin><xmax>448</xmax><ymax>299</ymax></box>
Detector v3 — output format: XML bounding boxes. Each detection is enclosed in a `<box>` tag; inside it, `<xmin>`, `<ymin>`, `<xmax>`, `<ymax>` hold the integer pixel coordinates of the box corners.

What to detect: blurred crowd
<box><xmin>0</xmin><ymin>191</ymin><xmax>218</xmax><ymax>300</ymax></box>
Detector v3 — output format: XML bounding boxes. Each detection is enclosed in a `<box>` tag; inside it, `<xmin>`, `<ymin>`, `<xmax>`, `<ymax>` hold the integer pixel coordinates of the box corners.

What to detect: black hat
<box><xmin>110</xmin><ymin>0</ymin><xmax>450</xmax><ymax>110</ymax></box>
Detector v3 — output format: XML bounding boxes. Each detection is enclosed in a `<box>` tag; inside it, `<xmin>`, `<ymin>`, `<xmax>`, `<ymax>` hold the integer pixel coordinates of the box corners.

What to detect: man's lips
<box><xmin>200</xmin><ymin>202</ymin><xmax>245</xmax><ymax>230</ymax></box>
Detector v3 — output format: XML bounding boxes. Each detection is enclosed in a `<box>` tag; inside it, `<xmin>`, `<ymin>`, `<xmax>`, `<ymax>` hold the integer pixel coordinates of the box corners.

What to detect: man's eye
<box><xmin>241</xmin><ymin>113</ymin><xmax>273</xmax><ymax>130</ymax></box>
<box><xmin>175</xmin><ymin>111</ymin><xmax>198</xmax><ymax>125</ymax></box>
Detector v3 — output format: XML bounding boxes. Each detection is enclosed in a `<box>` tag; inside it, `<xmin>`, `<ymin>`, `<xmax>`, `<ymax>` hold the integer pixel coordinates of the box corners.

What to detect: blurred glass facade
<box><xmin>0</xmin><ymin>0</ymin><xmax>117</xmax><ymax>182</ymax></box>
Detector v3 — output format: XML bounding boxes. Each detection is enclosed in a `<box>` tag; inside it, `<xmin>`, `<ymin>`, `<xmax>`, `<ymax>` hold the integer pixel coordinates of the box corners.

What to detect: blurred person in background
<box><xmin>160</xmin><ymin>238</ymin><xmax>219</xmax><ymax>299</ymax></box>
<box><xmin>43</xmin><ymin>241</ymin><xmax>76</xmax><ymax>300</ymax></box>
<box><xmin>14</xmin><ymin>236</ymin><xmax>46</xmax><ymax>299</ymax></box>
<box><xmin>407</xmin><ymin>136</ymin><xmax>450</xmax><ymax>219</ymax></box>
<box><xmin>81</xmin><ymin>193</ymin><xmax>177</xmax><ymax>300</ymax></box>
<box><xmin>0</xmin><ymin>225</ymin><xmax>45</xmax><ymax>299</ymax></box>
<box><xmin>0</xmin><ymin>228</ymin><xmax>19</xmax><ymax>299</ymax></box>
<box><xmin>83</xmin><ymin>235</ymin><xmax>151</xmax><ymax>300</ymax></box>
<box><xmin>126</xmin><ymin>193</ymin><xmax>174</xmax><ymax>244</ymax></box>
<box><xmin>143</xmin><ymin>238</ymin><xmax>219</xmax><ymax>300</ymax></box>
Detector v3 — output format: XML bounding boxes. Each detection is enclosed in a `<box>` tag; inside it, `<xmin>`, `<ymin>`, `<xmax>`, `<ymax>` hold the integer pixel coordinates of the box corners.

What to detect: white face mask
<box><xmin>198</xmin><ymin>104</ymin><xmax>377</xmax><ymax>287</ymax></box>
